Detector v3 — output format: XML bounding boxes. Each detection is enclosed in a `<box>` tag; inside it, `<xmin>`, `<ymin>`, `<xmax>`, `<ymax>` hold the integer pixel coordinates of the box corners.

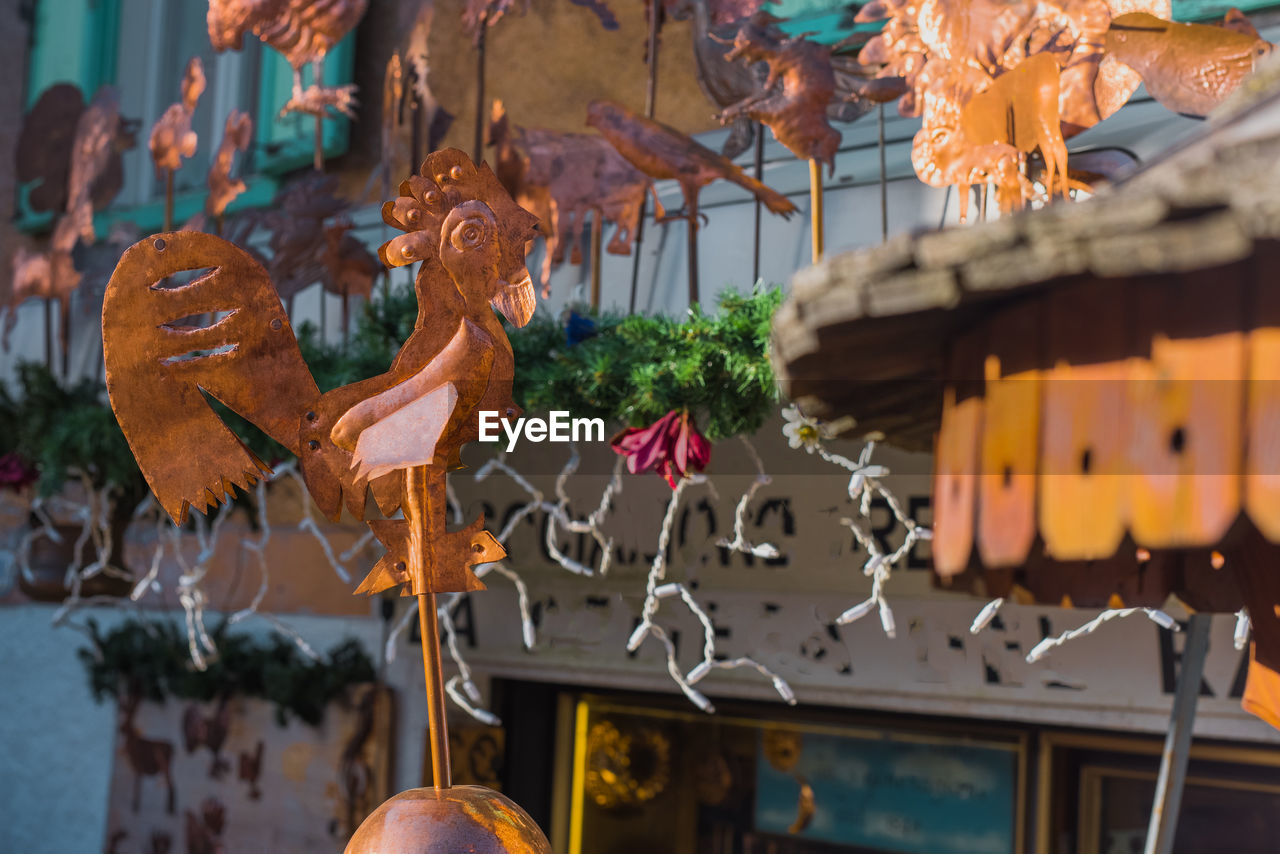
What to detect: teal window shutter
<box><xmin>255</xmin><ymin>32</ymin><xmax>356</xmax><ymax>174</ymax></box>
<box><xmin>25</xmin><ymin>0</ymin><xmax>120</xmax><ymax>106</ymax></box>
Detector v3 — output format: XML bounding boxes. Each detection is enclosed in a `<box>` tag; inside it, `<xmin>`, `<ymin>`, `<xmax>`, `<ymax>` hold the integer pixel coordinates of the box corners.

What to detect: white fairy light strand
<box><xmin>821</xmin><ymin>441</ymin><xmax>930</xmax><ymax>637</ymax></box>
<box><xmin>1025</xmin><ymin>606</ymin><xmax>1179</xmax><ymax>664</ymax></box>
<box><xmin>716</xmin><ymin>436</ymin><xmax>779</xmax><ymax>559</ymax></box>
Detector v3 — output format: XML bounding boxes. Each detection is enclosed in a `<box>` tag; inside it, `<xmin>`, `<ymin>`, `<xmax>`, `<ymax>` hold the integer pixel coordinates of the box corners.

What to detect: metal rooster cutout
<box><xmin>102</xmin><ymin>149</ymin><xmax>537</xmax><ymax>599</ymax></box>
<box><xmin>105</xmin><ymin>154</ymin><xmax>553</xmax><ymax>845</ymax></box>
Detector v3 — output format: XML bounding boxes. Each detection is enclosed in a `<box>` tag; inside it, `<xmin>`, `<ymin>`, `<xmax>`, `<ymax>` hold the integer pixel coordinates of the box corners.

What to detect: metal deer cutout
<box><xmin>105</xmin><ymin>152</ymin><xmax>548</xmax><ymax>846</ymax></box>
<box><xmin>489</xmin><ymin>100</ymin><xmax>650</xmax><ymax>294</ymax></box>
<box><xmin>1105</xmin><ymin>12</ymin><xmax>1273</xmax><ymax>117</ymax></box>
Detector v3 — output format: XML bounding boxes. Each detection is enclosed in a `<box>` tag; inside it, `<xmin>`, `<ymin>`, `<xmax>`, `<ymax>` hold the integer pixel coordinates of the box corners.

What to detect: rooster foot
<box><xmin>282</xmin><ymin>84</ymin><xmax>359</xmax><ymax>119</ymax></box>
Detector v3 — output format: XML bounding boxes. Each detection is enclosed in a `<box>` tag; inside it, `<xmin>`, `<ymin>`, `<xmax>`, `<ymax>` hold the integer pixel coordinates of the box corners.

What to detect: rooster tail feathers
<box><xmin>103</xmin><ymin>231</ymin><xmax>321</xmax><ymax>525</ymax></box>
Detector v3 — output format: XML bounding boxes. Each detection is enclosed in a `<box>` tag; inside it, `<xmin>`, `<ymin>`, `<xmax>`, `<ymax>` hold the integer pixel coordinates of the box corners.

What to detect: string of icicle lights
<box><xmin>29</xmin><ymin>407</ymin><xmax>939</xmax><ymax>724</ymax></box>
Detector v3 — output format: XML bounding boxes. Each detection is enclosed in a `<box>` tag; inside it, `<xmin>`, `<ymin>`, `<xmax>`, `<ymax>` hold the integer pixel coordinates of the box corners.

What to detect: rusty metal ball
<box><xmin>346</xmin><ymin>785</ymin><xmax>553</xmax><ymax>854</ymax></box>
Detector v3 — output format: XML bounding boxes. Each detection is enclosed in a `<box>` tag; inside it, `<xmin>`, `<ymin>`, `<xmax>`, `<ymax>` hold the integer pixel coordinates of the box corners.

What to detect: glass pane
<box><xmin>569</xmin><ymin>699</ymin><xmax>1021</xmax><ymax>854</ymax></box>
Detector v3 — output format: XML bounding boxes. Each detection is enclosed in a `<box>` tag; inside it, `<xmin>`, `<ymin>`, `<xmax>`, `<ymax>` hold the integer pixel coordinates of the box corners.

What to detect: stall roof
<box><xmin>771</xmin><ymin>56</ymin><xmax>1280</xmax><ymax>450</ymax></box>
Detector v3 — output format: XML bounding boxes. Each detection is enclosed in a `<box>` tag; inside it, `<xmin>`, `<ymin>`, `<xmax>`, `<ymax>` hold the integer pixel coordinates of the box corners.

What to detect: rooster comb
<box><xmin>380</xmin><ymin>149</ymin><xmax>506</xmax><ymax>235</ymax></box>
<box><xmin>378</xmin><ymin>148</ymin><xmax>535</xmax><ymax>268</ymax></box>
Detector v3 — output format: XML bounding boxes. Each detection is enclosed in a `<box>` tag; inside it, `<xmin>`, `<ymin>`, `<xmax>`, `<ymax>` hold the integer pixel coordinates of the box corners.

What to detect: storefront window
<box><xmin>565</xmin><ymin>696</ymin><xmax>1026</xmax><ymax>854</ymax></box>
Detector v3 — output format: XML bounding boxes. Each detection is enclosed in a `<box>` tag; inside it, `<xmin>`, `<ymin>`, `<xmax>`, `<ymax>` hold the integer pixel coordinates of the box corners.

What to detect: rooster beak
<box><xmin>492</xmin><ymin>269</ymin><xmax>536</xmax><ymax>327</ymax></box>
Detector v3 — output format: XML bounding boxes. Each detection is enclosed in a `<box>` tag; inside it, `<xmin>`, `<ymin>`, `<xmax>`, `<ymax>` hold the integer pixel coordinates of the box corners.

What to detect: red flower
<box><xmin>0</xmin><ymin>452</ymin><xmax>38</xmax><ymax>492</ymax></box>
<box><xmin>611</xmin><ymin>409</ymin><xmax>711</xmax><ymax>488</ymax></box>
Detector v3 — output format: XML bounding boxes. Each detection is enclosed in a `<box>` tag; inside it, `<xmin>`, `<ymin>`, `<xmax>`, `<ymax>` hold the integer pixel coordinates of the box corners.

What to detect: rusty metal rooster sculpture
<box><xmin>104</xmin><ymin>150</ymin><xmax>540</xmax><ymax>819</ymax></box>
<box><xmin>103</xmin><ymin>148</ymin><xmax>535</xmax><ymax>563</ymax></box>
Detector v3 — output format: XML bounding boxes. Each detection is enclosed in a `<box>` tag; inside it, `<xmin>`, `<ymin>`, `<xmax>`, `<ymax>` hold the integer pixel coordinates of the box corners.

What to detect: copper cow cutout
<box><xmin>103</xmin><ymin>150</ymin><xmax>537</xmax><ymax>598</ymax></box>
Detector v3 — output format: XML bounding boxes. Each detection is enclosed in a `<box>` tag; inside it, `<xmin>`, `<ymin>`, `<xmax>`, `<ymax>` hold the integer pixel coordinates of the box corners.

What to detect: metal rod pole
<box><xmin>878</xmin><ymin>103</ymin><xmax>888</xmax><ymax>242</ymax></box>
<box><xmin>43</xmin><ymin>300</ymin><xmax>53</xmax><ymax>371</ymax></box>
<box><xmin>1144</xmin><ymin>613</ymin><xmax>1211</xmax><ymax>854</ymax></box>
<box><xmin>314</xmin><ymin>115</ymin><xmax>324</xmax><ymax>172</ymax></box>
<box><xmin>589</xmin><ymin>212</ymin><xmax>603</xmax><ymax>310</ymax></box>
<box><xmin>809</xmin><ymin>159</ymin><xmax>824</xmax><ymax>263</ymax></box>
<box><xmin>164</xmin><ymin>169</ymin><xmax>174</xmax><ymax>233</ymax></box>
<box><xmin>474</xmin><ymin>27</ymin><xmax>487</xmax><ymax>164</ymax></box>
<box><xmin>687</xmin><ymin>198</ymin><xmax>699</xmax><ymax>308</ymax></box>
<box><xmin>644</xmin><ymin>0</ymin><xmax>660</xmax><ymax>119</ymax></box>
<box><xmin>418</xmin><ymin>591</ymin><xmax>452</xmax><ymax>790</ymax></box>
<box><xmin>753</xmin><ymin>123</ymin><xmax>764</xmax><ymax>283</ymax></box>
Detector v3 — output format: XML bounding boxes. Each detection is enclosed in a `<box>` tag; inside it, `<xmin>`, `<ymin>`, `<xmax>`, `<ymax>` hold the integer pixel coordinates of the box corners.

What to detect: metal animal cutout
<box><xmin>1106</xmin><ymin>12</ymin><xmax>1273</xmax><ymax>117</ymax></box>
<box><xmin>150</xmin><ymin>58</ymin><xmax>206</xmax><ymax>176</ymax></box>
<box><xmin>205</xmin><ymin>110</ymin><xmax>253</xmax><ymax>222</ymax></box>
<box><xmin>103</xmin><ymin>149</ymin><xmax>537</xmax><ymax>603</ymax></box>
<box><xmin>207</xmin><ymin>0</ymin><xmax>368</xmax><ymax>117</ymax></box>
<box><xmin>6</xmin><ymin>86</ymin><xmax>134</xmax><ymax>352</ymax></box>
<box><xmin>855</xmin><ymin>0</ymin><xmax>1174</xmax><ymax>211</ymax></box>
<box><xmin>490</xmin><ymin>100</ymin><xmax>650</xmax><ymax>293</ymax></box>
<box><xmin>715</xmin><ymin>15</ymin><xmax>906</xmax><ymax>170</ymax></box>
<box><xmin>586</xmin><ymin>99</ymin><xmax>796</xmax><ymax>226</ymax></box>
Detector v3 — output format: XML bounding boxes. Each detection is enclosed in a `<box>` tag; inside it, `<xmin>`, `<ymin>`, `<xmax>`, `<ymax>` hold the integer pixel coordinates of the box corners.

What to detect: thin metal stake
<box><xmin>589</xmin><ymin>212</ymin><xmax>603</xmax><ymax>310</ymax></box>
<box><xmin>418</xmin><ymin>591</ymin><xmax>452</xmax><ymax>789</ymax></box>
<box><xmin>314</xmin><ymin>115</ymin><xmax>324</xmax><ymax>172</ymax></box>
<box><xmin>753</xmin><ymin>123</ymin><xmax>764</xmax><ymax>283</ymax></box>
<box><xmin>878</xmin><ymin>103</ymin><xmax>888</xmax><ymax>242</ymax></box>
<box><xmin>627</xmin><ymin>0</ymin><xmax>663</xmax><ymax>314</ymax></box>
<box><xmin>1144</xmin><ymin>613</ymin><xmax>1211</xmax><ymax>854</ymax></box>
<box><xmin>473</xmin><ymin>26</ymin><xmax>487</xmax><ymax>164</ymax></box>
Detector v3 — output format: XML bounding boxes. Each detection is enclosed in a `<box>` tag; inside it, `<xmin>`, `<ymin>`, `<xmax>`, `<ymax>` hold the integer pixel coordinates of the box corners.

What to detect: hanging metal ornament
<box><xmin>102</xmin><ymin>149</ymin><xmax>550</xmax><ymax>852</ymax></box>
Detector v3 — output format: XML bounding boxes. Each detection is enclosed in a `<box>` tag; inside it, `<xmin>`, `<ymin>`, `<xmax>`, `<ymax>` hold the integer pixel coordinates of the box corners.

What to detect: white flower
<box><xmin>781</xmin><ymin>404</ymin><xmax>834</xmax><ymax>453</ymax></box>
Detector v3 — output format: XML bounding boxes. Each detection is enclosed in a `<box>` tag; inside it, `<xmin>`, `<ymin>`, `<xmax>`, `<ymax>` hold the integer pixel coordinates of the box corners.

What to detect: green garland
<box><xmin>80</xmin><ymin>618</ymin><xmax>376</xmax><ymax>727</ymax></box>
<box><xmin>0</xmin><ymin>363</ymin><xmax>146</xmax><ymax>501</ymax></box>
<box><xmin>0</xmin><ymin>284</ymin><xmax>784</xmax><ymax>497</ymax></box>
<box><xmin>510</xmin><ymin>287</ymin><xmax>784</xmax><ymax>440</ymax></box>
